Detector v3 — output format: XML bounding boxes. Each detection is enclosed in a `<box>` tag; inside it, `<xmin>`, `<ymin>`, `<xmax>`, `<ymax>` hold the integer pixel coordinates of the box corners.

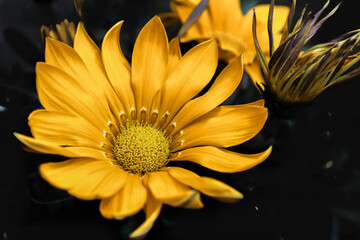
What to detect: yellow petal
<box><xmin>172</xmin><ymin>0</ymin><xmax>212</xmax><ymax>37</ymax></box>
<box><xmin>205</xmin><ymin>31</ymin><xmax>253</xmax><ymax>64</ymax></box>
<box><xmin>100</xmin><ymin>174</ymin><xmax>147</xmax><ymax>219</ymax></box>
<box><xmin>102</xmin><ymin>21</ymin><xmax>135</xmax><ymax>117</ymax></box>
<box><xmin>44</xmin><ymin>38</ymin><xmax>107</xmax><ymax>103</ymax></box>
<box><xmin>36</xmin><ymin>62</ymin><xmax>112</xmax><ymax>133</ymax></box>
<box><xmin>167</xmin><ymin>37</ymin><xmax>182</xmax><ymax>76</ymax></box>
<box><xmin>158</xmin><ymin>39</ymin><xmax>218</xmax><ymax>128</ymax></box>
<box><xmin>245</xmin><ymin>60</ymin><xmax>266</xmax><ymax>92</ymax></box>
<box><xmin>74</xmin><ymin>22</ymin><xmax>125</xmax><ymax>127</ymax></box>
<box><xmin>166</xmin><ymin>54</ymin><xmax>244</xmax><ymax>134</ymax></box>
<box><xmin>171</xmin><ymin>105</ymin><xmax>268</xmax><ymax>151</ymax></box>
<box><xmin>150</xmin><ymin>37</ymin><xmax>183</xmax><ymax>118</ymax></box>
<box><xmin>131</xmin><ymin>16</ymin><xmax>169</xmax><ymax>121</ymax></box>
<box><xmin>130</xmin><ymin>193</ymin><xmax>162</xmax><ymax>240</ymax></box>
<box><xmin>181</xmin><ymin>191</ymin><xmax>203</xmax><ymax>209</ymax></box>
<box><xmin>40</xmin><ymin>158</ymin><xmax>128</xmax><ymax>200</ymax></box>
<box><xmin>241</xmin><ymin>5</ymin><xmax>289</xmax><ymax>56</ymax></box>
<box><xmin>28</xmin><ymin>109</ymin><xmax>110</xmax><ymax>150</ymax></box>
<box><xmin>171</xmin><ymin>146</ymin><xmax>272</xmax><ymax>173</ymax></box>
<box><xmin>14</xmin><ymin>133</ymin><xmax>110</xmax><ymax>160</ymax></box>
<box><xmin>250</xmin><ymin>5</ymin><xmax>290</xmax><ymax>33</ymax></box>
<box><xmin>158</xmin><ymin>12</ymin><xmax>181</xmax><ymax>27</ymax></box>
<box><xmin>207</xmin><ymin>0</ymin><xmax>243</xmax><ymax>32</ymax></box>
<box><xmin>147</xmin><ymin>171</ymin><xmax>197</xmax><ymax>207</ymax></box>
<box><xmin>168</xmin><ymin>167</ymin><xmax>243</xmax><ymax>203</ymax></box>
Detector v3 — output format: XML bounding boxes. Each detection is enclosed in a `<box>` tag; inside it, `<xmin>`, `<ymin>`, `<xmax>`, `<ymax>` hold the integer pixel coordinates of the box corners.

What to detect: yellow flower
<box><xmin>253</xmin><ymin>0</ymin><xmax>360</xmax><ymax>113</ymax></box>
<box><xmin>15</xmin><ymin>16</ymin><xmax>270</xmax><ymax>239</ymax></box>
<box><xmin>161</xmin><ymin>0</ymin><xmax>289</xmax><ymax>85</ymax></box>
<box><xmin>41</xmin><ymin>19</ymin><xmax>76</xmax><ymax>46</ymax></box>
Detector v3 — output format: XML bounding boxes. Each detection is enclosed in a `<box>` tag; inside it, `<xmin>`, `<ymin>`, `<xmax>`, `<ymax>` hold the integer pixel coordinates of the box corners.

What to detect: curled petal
<box><xmin>168</xmin><ymin>167</ymin><xmax>243</xmax><ymax>203</ymax></box>
<box><xmin>130</xmin><ymin>193</ymin><xmax>162</xmax><ymax>240</ymax></box>
<box><xmin>171</xmin><ymin>146</ymin><xmax>272</xmax><ymax>173</ymax></box>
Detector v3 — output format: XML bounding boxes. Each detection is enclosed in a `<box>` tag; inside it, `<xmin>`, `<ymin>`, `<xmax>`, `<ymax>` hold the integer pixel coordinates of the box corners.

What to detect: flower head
<box><xmin>162</xmin><ymin>0</ymin><xmax>289</xmax><ymax>64</ymax></box>
<box><xmin>15</xmin><ymin>16</ymin><xmax>270</xmax><ymax>238</ymax></box>
<box><xmin>253</xmin><ymin>0</ymin><xmax>360</xmax><ymax>114</ymax></box>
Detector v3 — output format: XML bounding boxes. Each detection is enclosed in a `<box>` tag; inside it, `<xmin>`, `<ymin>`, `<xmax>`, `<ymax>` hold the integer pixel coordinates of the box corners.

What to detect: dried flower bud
<box><xmin>41</xmin><ymin>19</ymin><xmax>76</xmax><ymax>47</ymax></box>
<box><xmin>253</xmin><ymin>0</ymin><xmax>360</xmax><ymax>115</ymax></box>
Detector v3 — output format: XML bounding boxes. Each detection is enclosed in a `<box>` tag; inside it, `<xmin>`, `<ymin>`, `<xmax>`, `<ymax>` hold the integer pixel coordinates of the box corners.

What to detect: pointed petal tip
<box><xmin>216</xmin><ymin>192</ymin><xmax>244</xmax><ymax>203</ymax></box>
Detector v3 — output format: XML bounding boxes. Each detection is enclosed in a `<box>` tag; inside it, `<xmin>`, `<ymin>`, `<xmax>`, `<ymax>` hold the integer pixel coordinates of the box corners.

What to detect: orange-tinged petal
<box><xmin>171</xmin><ymin>146</ymin><xmax>272</xmax><ymax>173</ymax></box>
<box><xmin>158</xmin><ymin>12</ymin><xmax>181</xmax><ymax>27</ymax></box>
<box><xmin>166</xmin><ymin>54</ymin><xmax>244</xmax><ymax>134</ymax></box>
<box><xmin>28</xmin><ymin>109</ymin><xmax>110</xmax><ymax>150</ymax></box>
<box><xmin>130</xmin><ymin>193</ymin><xmax>162</xmax><ymax>240</ymax></box>
<box><xmin>74</xmin><ymin>22</ymin><xmax>124</xmax><ymax>128</ymax></box>
<box><xmin>172</xmin><ymin>0</ymin><xmax>212</xmax><ymax>36</ymax></box>
<box><xmin>131</xmin><ymin>16</ymin><xmax>169</xmax><ymax>121</ymax></box>
<box><xmin>14</xmin><ymin>133</ymin><xmax>110</xmax><ymax>160</ymax></box>
<box><xmin>249</xmin><ymin>5</ymin><xmax>290</xmax><ymax>33</ymax></box>
<box><xmin>171</xmin><ymin>105</ymin><xmax>268</xmax><ymax>151</ymax></box>
<box><xmin>181</xmin><ymin>191</ymin><xmax>203</xmax><ymax>209</ymax></box>
<box><xmin>205</xmin><ymin>0</ymin><xmax>243</xmax><ymax>34</ymax></box>
<box><xmin>241</xmin><ymin>5</ymin><xmax>289</xmax><ymax>56</ymax></box>
<box><xmin>245</xmin><ymin>60</ymin><xmax>266</xmax><ymax>92</ymax></box>
<box><xmin>102</xmin><ymin>21</ymin><xmax>135</xmax><ymax>117</ymax></box>
<box><xmin>147</xmin><ymin>171</ymin><xmax>197</xmax><ymax>207</ymax></box>
<box><xmin>40</xmin><ymin>158</ymin><xmax>128</xmax><ymax>200</ymax></box>
<box><xmin>168</xmin><ymin>167</ymin><xmax>243</xmax><ymax>203</ymax></box>
<box><xmin>150</xmin><ymin>37</ymin><xmax>183</xmax><ymax>121</ymax></box>
<box><xmin>205</xmin><ymin>31</ymin><xmax>253</xmax><ymax>64</ymax></box>
<box><xmin>167</xmin><ymin>37</ymin><xmax>182</xmax><ymax>76</ymax></box>
<box><xmin>100</xmin><ymin>174</ymin><xmax>147</xmax><ymax>219</ymax></box>
<box><xmin>44</xmin><ymin>38</ymin><xmax>110</xmax><ymax>107</ymax></box>
<box><xmin>36</xmin><ymin>62</ymin><xmax>112</xmax><ymax>133</ymax></box>
<box><xmin>158</xmin><ymin>39</ymin><xmax>218</xmax><ymax>128</ymax></box>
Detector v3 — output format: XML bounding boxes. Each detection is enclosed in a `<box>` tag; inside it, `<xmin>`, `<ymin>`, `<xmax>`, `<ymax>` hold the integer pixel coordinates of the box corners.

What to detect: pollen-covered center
<box><xmin>112</xmin><ymin>121</ymin><xmax>172</xmax><ymax>174</ymax></box>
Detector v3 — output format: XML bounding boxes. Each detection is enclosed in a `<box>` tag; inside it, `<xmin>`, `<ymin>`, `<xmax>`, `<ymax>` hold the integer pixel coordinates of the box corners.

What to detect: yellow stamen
<box><xmin>112</xmin><ymin>121</ymin><xmax>172</xmax><ymax>174</ymax></box>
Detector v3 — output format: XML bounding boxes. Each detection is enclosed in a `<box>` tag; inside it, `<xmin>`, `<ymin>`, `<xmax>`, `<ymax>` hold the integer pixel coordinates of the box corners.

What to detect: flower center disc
<box><xmin>112</xmin><ymin>121</ymin><xmax>172</xmax><ymax>174</ymax></box>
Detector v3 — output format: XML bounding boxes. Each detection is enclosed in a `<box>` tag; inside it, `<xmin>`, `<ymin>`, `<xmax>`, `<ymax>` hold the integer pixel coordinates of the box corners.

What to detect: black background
<box><xmin>1</xmin><ymin>0</ymin><xmax>360</xmax><ymax>239</ymax></box>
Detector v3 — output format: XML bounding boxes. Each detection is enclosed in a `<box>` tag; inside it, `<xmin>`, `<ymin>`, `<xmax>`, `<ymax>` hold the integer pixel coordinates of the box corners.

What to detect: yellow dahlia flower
<box><xmin>15</xmin><ymin>16</ymin><xmax>270</xmax><ymax>239</ymax></box>
<box><xmin>161</xmin><ymin>0</ymin><xmax>289</xmax><ymax>85</ymax></box>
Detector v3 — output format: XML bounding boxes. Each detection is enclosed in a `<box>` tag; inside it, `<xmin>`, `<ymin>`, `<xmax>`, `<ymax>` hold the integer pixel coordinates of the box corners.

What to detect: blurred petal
<box><xmin>168</xmin><ymin>167</ymin><xmax>243</xmax><ymax>203</ymax></box>
<box><xmin>207</xmin><ymin>0</ymin><xmax>243</xmax><ymax>32</ymax></box>
<box><xmin>246</xmin><ymin>60</ymin><xmax>266</xmax><ymax>92</ymax></box>
<box><xmin>171</xmin><ymin>146</ymin><xmax>272</xmax><ymax>173</ymax></box>
<box><xmin>100</xmin><ymin>174</ymin><xmax>147</xmax><ymax>219</ymax></box>
<box><xmin>130</xmin><ymin>193</ymin><xmax>162</xmax><ymax>240</ymax></box>
<box><xmin>249</xmin><ymin>5</ymin><xmax>290</xmax><ymax>32</ymax></box>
